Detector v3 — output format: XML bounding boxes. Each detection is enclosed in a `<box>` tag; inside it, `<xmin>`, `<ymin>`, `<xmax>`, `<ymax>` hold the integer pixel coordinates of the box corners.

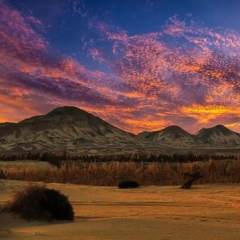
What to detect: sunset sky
<box><xmin>1</xmin><ymin>0</ymin><xmax>240</xmax><ymax>134</ymax></box>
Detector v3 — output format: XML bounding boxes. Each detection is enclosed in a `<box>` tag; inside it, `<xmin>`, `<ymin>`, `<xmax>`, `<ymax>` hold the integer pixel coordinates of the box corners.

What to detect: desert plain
<box><xmin>1</xmin><ymin>178</ymin><xmax>240</xmax><ymax>240</ymax></box>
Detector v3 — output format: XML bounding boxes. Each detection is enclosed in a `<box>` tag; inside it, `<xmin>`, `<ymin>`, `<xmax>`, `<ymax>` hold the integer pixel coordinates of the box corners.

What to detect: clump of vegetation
<box><xmin>3</xmin><ymin>184</ymin><xmax>74</xmax><ymax>221</ymax></box>
<box><xmin>0</xmin><ymin>152</ymin><xmax>237</xmax><ymax>163</ymax></box>
<box><xmin>2</xmin><ymin>159</ymin><xmax>240</xmax><ymax>186</ymax></box>
<box><xmin>118</xmin><ymin>180</ymin><xmax>140</xmax><ymax>189</ymax></box>
<box><xmin>0</xmin><ymin>168</ymin><xmax>5</xmax><ymax>179</ymax></box>
<box><xmin>181</xmin><ymin>172</ymin><xmax>203</xmax><ymax>189</ymax></box>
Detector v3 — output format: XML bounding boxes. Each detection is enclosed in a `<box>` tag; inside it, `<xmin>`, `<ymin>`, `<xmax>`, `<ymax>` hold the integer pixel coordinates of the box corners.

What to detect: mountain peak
<box><xmin>0</xmin><ymin>106</ymin><xmax>136</xmax><ymax>153</ymax></box>
<box><xmin>143</xmin><ymin>125</ymin><xmax>197</xmax><ymax>143</ymax></box>
<box><xmin>19</xmin><ymin>106</ymin><xmax>91</xmax><ymax>124</ymax></box>
<box><xmin>214</xmin><ymin>124</ymin><xmax>228</xmax><ymax>129</ymax></box>
<box><xmin>163</xmin><ymin>125</ymin><xmax>186</xmax><ymax>132</ymax></box>
<box><xmin>196</xmin><ymin>124</ymin><xmax>240</xmax><ymax>144</ymax></box>
<box><xmin>46</xmin><ymin>106</ymin><xmax>88</xmax><ymax>116</ymax></box>
<box><xmin>197</xmin><ymin>125</ymin><xmax>231</xmax><ymax>135</ymax></box>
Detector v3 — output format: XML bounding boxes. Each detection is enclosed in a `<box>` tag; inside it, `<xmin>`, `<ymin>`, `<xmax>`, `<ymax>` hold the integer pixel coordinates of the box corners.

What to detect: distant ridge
<box><xmin>139</xmin><ymin>125</ymin><xmax>200</xmax><ymax>143</ymax></box>
<box><xmin>196</xmin><ymin>125</ymin><xmax>240</xmax><ymax>145</ymax></box>
<box><xmin>0</xmin><ymin>106</ymin><xmax>240</xmax><ymax>154</ymax></box>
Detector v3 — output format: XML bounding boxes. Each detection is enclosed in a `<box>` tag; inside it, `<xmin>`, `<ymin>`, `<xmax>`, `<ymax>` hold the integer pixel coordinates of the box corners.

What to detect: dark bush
<box><xmin>181</xmin><ymin>172</ymin><xmax>203</xmax><ymax>189</ymax></box>
<box><xmin>3</xmin><ymin>184</ymin><xmax>74</xmax><ymax>221</ymax></box>
<box><xmin>0</xmin><ymin>168</ymin><xmax>5</xmax><ymax>179</ymax></box>
<box><xmin>118</xmin><ymin>180</ymin><xmax>140</xmax><ymax>189</ymax></box>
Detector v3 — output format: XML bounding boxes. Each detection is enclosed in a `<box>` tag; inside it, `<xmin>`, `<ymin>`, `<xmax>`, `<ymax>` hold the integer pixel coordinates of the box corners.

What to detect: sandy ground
<box><xmin>1</xmin><ymin>180</ymin><xmax>240</xmax><ymax>240</ymax></box>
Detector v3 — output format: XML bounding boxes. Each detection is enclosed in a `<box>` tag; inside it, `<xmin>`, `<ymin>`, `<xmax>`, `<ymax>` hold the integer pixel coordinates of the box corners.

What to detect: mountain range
<box><xmin>0</xmin><ymin>106</ymin><xmax>240</xmax><ymax>155</ymax></box>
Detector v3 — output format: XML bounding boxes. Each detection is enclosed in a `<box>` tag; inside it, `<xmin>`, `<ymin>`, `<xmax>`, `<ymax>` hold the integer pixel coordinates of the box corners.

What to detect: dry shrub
<box><xmin>4</xmin><ymin>184</ymin><xmax>74</xmax><ymax>221</ymax></box>
<box><xmin>0</xmin><ymin>168</ymin><xmax>5</xmax><ymax>179</ymax></box>
<box><xmin>181</xmin><ymin>172</ymin><xmax>203</xmax><ymax>189</ymax></box>
<box><xmin>118</xmin><ymin>180</ymin><xmax>140</xmax><ymax>189</ymax></box>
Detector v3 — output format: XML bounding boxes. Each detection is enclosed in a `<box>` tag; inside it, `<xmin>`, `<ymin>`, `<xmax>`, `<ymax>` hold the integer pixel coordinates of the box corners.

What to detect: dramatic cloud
<box><xmin>0</xmin><ymin>3</ymin><xmax>121</xmax><ymax>120</ymax></box>
<box><xmin>87</xmin><ymin>16</ymin><xmax>240</xmax><ymax>132</ymax></box>
<box><xmin>1</xmin><ymin>2</ymin><xmax>240</xmax><ymax>133</ymax></box>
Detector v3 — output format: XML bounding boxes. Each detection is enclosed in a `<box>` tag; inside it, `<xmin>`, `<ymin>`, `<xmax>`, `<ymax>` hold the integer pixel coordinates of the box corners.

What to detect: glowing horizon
<box><xmin>1</xmin><ymin>0</ymin><xmax>240</xmax><ymax>134</ymax></box>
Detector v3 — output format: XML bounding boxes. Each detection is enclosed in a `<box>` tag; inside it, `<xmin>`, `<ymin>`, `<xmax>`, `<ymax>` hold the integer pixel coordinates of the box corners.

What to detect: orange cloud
<box><xmin>225</xmin><ymin>122</ymin><xmax>240</xmax><ymax>133</ymax></box>
<box><xmin>181</xmin><ymin>105</ymin><xmax>240</xmax><ymax>124</ymax></box>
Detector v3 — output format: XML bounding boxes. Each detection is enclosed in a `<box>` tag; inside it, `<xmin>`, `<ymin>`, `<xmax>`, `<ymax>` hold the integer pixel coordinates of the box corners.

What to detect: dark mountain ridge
<box><xmin>0</xmin><ymin>106</ymin><xmax>136</xmax><ymax>153</ymax></box>
<box><xmin>196</xmin><ymin>125</ymin><xmax>240</xmax><ymax>145</ymax></box>
<box><xmin>140</xmin><ymin>125</ymin><xmax>200</xmax><ymax>143</ymax></box>
<box><xmin>0</xmin><ymin>106</ymin><xmax>240</xmax><ymax>153</ymax></box>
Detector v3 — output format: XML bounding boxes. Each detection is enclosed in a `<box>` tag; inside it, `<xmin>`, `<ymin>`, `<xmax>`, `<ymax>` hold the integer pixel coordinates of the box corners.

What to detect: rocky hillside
<box><xmin>0</xmin><ymin>107</ymin><xmax>240</xmax><ymax>154</ymax></box>
<box><xmin>196</xmin><ymin>125</ymin><xmax>240</xmax><ymax>145</ymax></box>
<box><xmin>138</xmin><ymin>125</ymin><xmax>200</xmax><ymax>144</ymax></box>
<box><xmin>0</xmin><ymin>106</ymin><xmax>136</xmax><ymax>153</ymax></box>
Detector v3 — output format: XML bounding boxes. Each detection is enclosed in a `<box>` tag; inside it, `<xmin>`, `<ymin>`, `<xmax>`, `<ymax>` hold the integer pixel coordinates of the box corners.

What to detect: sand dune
<box><xmin>1</xmin><ymin>180</ymin><xmax>240</xmax><ymax>239</ymax></box>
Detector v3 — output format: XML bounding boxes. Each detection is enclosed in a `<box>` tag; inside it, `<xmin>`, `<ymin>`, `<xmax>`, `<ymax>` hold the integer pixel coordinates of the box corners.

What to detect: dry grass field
<box><xmin>1</xmin><ymin>159</ymin><xmax>240</xmax><ymax>186</ymax></box>
<box><xmin>1</xmin><ymin>180</ymin><xmax>240</xmax><ymax>239</ymax></box>
<box><xmin>1</xmin><ymin>159</ymin><xmax>240</xmax><ymax>239</ymax></box>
